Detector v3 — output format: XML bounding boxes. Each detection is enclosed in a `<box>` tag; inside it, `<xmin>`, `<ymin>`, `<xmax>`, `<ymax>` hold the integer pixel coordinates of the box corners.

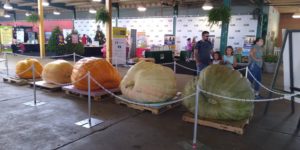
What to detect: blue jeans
<box><xmin>197</xmin><ymin>63</ymin><xmax>208</xmax><ymax>75</ymax></box>
<box><xmin>248</xmin><ymin>63</ymin><xmax>262</xmax><ymax>92</ymax></box>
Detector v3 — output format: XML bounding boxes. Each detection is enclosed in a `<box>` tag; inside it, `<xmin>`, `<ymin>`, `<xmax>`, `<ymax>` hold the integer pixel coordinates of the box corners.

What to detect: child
<box><xmin>212</xmin><ymin>51</ymin><xmax>222</xmax><ymax>64</ymax></box>
<box><xmin>223</xmin><ymin>46</ymin><xmax>237</xmax><ymax>68</ymax></box>
<box><xmin>185</xmin><ymin>38</ymin><xmax>193</xmax><ymax>61</ymax></box>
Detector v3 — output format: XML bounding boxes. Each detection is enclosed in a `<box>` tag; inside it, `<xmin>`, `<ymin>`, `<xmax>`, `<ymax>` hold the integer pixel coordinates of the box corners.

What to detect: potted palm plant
<box><xmin>263</xmin><ymin>54</ymin><xmax>278</xmax><ymax>73</ymax></box>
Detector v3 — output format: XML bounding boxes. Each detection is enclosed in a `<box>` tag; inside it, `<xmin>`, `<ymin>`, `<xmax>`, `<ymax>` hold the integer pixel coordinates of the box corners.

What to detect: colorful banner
<box><xmin>0</xmin><ymin>26</ymin><xmax>13</xmax><ymax>45</ymax></box>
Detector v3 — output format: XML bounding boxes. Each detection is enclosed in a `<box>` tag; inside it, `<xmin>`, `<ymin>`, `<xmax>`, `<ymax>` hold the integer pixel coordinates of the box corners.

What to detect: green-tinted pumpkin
<box><xmin>183</xmin><ymin>65</ymin><xmax>254</xmax><ymax>121</ymax></box>
<box><xmin>120</xmin><ymin>61</ymin><xmax>177</xmax><ymax>103</ymax></box>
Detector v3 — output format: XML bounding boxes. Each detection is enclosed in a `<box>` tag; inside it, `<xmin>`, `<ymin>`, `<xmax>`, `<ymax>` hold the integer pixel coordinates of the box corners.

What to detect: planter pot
<box><xmin>264</xmin><ymin>62</ymin><xmax>276</xmax><ymax>73</ymax></box>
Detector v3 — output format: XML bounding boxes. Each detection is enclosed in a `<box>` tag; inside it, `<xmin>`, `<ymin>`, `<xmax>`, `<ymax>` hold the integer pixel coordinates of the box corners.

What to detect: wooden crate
<box><xmin>3</xmin><ymin>76</ymin><xmax>41</xmax><ymax>86</ymax></box>
<box><xmin>182</xmin><ymin>112</ymin><xmax>249</xmax><ymax>135</ymax></box>
<box><xmin>115</xmin><ymin>92</ymin><xmax>182</xmax><ymax>115</ymax></box>
<box><xmin>62</xmin><ymin>85</ymin><xmax>121</xmax><ymax>101</ymax></box>
<box><xmin>29</xmin><ymin>81</ymin><xmax>63</xmax><ymax>92</ymax></box>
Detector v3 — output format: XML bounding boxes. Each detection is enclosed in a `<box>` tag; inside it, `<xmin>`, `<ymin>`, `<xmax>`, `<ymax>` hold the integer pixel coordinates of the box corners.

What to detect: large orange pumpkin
<box><xmin>42</xmin><ymin>60</ymin><xmax>73</xmax><ymax>84</ymax></box>
<box><xmin>16</xmin><ymin>58</ymin><xmax>43</xmax><ymax>79</ymax></box>
<box><xmin>71</xmin><ymin>57</ymin><xmax>121</xmax><ymax>91</ymax></box>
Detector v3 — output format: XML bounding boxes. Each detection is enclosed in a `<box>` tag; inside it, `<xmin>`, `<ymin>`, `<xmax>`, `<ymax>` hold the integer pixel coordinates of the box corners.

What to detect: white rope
<box><xmin>34</xmin><ymin>70</ymin><xmax>89</xmax><ymax>86</ymax></box>
<box><xmin>47</xmin><ymin>53</ymin><xmax>74</xmax><ymax>59</ymax></box>
<box><xmin>198</xmin><ymin>87</ymin><xmax>299</xmax><ymax>102</ymax></box>
<box><xmin>75</xmin><ymin>54</ymin><xmax>85</xmax><ymax>58</ymax></box>
<box><xmin>236</xmin><ymin>67</ymin><xmax>247</xmax><ymax>71</ymax></box>
<box><xmin>247</xmin><ymin>68</ymin><xmax>291</xmax><ymax>96</ymax></box>
<box><xmin>176</xmin><ymin>63</ymin><xmax>198</xmax><ymax>72</ymax></box>
<box><xmin>90</xmin><ymin>76</ymin><xmax>195</xmax><ymax>107</ymax></box>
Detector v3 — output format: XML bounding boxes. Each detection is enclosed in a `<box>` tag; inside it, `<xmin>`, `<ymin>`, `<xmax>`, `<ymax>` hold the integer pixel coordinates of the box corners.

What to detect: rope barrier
<box><xmin>246</xmin><ymin>68</ymin><xmax>292</xmax><ymax>96</ymax></box>
<box><xmin>34</xmin><ymin>70</ymin><xmax>88</xmax><ymax>86</ymax></box>
<box><xmin>198</xmin><ymin>87</ymin><xmax>299</xmax><ymax>102</ymax></box>
<box><xmin>90</xmin><ymin>76</ymin><xmax>195</xmax><ymax>107</ymax></box>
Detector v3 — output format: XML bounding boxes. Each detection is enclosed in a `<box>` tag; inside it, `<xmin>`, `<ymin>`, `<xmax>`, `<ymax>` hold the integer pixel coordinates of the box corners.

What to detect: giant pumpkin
<box><xmin>183</xmin><ymin>65</ymin><xmax>254</xmax><ymax>121</ymax></box>
<box><xmin>16</xmin><ymin>58</ymin><xmax>43</xmax><ymax>79</ymax></box>
<box><xmin>42</xmin><ymin>60</ymin><xmax>73</xmax><ymax>84</ymax></box>
<box><xmin>120</xmin><ymin>61</ymin><xmax>177</xmax><ymax>103</ymax></box>
<box><xmin>71</xmin><ymin>57</ymin><xmax>121</xmax><ymax>91</ymax></box>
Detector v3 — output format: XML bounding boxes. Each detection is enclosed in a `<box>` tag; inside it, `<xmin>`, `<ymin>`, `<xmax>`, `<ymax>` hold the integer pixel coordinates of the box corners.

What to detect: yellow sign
<box><xmin>0</xmin><ymin>26</ymin><xmax>13</xmax><ymax>45</ymax></box>
<box><xmin>113</xmin><ymin>27</ymin><xmax>127</xmax><ymax>38</ymax></box>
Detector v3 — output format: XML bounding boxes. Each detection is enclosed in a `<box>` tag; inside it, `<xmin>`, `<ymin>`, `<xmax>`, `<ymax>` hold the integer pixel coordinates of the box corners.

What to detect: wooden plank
<box><xmin>115</xmin><ymin>93</ymin><xmax>182</xmax><ymax>115</ymax></box>
<box><xmin>182</xmin><ymin>112</ymin><xmax>249</xmax><ymax>135</ymax></box>
<box><xmin>29</xmin><ymin>81</ymin><xmax>62</xmax><ymax>92</ymax></box>
<box><xmin>62</xmin><ymin>85</ymin><xmax>121</xmax><ymax>101</ymax></box>
<box><xmin>3</xmin><ymin>76</ymin><xmax>41</xmax><ymax>86</ymax></box>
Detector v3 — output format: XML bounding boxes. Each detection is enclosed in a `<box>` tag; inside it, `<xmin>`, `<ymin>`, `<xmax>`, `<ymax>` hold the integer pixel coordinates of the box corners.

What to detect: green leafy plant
<box><xmin>47</xmin><ymin>26</ymin><xmax>65</xmax><ymax>55</ymax></box>
<box><xmin>26</xmin><ymin>14</ymin><xmax>39</xmax><ymax>23</ymax></box>
<box><xmin>263</xmin><ymin>54</ymin><xmax>278</xmax><ymax>63</ymax></box>
<box><xmin>95</xmin><ymin>8</ymin><xmax>111</xmax><ymax>24</ymax></box>
<box><xmin>208</xmin><ymin>5</ymin><xmax>231</xmax><ymax>26</ymax></box>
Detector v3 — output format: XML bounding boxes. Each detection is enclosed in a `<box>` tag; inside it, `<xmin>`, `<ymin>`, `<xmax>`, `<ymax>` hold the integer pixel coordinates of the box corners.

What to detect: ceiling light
<box><xmin>25</xmin><ymin>12</ymin><xmax>32</xmax><ymax>17</ymax></box>
<box><xmin>53</xmin><ymin>10</ymin><xmax>61</xmax><ymax>15</ymax></box>
<box><xmin>292</xmin><ymin>13</ymin><xmax>300</xmax><ymax>19</ymax></box>
<box><xmin>89</xmin><ymin>8</ymin><xmax>97</xmax><ymax>14</ymax></box>
<box><xmin>4</xmin><ymin>13</ymin><xmax>10</xmax><ymax>18</ymax></box>
<box><xmin>3</xmin><ymin>0</ymin><xmax>13</xmax><ymax>10</ymax></box>
<box><xmin>43</xmin><ymin>0</ymin><xmax>50</xmax><ymax>7</ymax></box>
<box><xmin>137</xmin><ymin>6</ymin><xmax>146</xmax><ymax>12</ymax></box>
<box><xmin>202</xmin><ymin>0</ymin><xmax>213</xmax><ymax>11</ymax></box>
<box><xmin>92</xmin><ymin>0</ymin><xmax>102</xmax><ymax>2</ymax></box>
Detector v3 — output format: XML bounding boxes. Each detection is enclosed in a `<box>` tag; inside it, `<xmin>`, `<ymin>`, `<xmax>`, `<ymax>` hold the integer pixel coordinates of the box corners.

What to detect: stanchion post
<box><xmin>192</xmin><ymin>84</ymin><xmax>200</xmax><ymax>149</ymax></box>
<box><xmin>245</xmin><ymin>67</ymin><xmax>249</xmax><ymax>78</ymax></box>
<box><xmin>87</xmin><ymin>71</ymin><xmax>92</xmax><ymax>125</ymax></box>
<box><xmin>32</xmin><ymin>64</ymin><xmax>37</xmax><ymax>105</ymax></box>
<box><xmin>174</xmin><ymin>61</ymin><xmax>176</xmax><ymax>73</ymax></box>
<box><xmin>73</xmin><ymin>52</ymin><xmax>76</xmax><ymax>63</ymax></box>
<box><xmin>5</xmin><ymin>53</ymin><xmax>8</xmax><ymax>76</ymax></box>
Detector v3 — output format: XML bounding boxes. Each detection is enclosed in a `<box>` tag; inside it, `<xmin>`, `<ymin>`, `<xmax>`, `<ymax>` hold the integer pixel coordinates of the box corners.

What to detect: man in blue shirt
<box><xmin>194</xmin><ymin>31</ymin><xmax>213</xmax><ymax>75</ymax></box>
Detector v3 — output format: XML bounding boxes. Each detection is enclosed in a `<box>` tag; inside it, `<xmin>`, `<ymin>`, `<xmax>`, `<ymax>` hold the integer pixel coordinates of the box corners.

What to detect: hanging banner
<box><xmin>0</xmin><ymin>26</ymin><xmax>13</xmax><ymax>45</ymax></box>
<box><xmin>16</xmin><ymin>29</ymin><xmax>25</xmax><ymax>43</ymax></box>
<box><xmin>112</xmin><ymin>27</ymin><xmax>127</xmax><ymax>65</ymax></box>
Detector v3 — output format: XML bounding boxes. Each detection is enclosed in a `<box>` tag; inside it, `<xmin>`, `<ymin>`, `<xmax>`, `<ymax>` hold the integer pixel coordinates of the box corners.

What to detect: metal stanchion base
<box><xmin>178</xmin><ymin>141</ymin><xmax>210</xmax><ymax>150</ymax></box>
<box><xmin>75</xmin><ymin>118</ymin><xmax>103</xmax><ymax>128</ymax></box>
<box><xmin>23</xmin><ymin>101</ymin><xmax>46</xmax><ymax>106</ymax></box>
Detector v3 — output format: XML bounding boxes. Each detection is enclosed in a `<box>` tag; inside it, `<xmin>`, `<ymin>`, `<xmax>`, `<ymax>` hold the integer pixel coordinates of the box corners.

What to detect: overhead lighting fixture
<box><xmin>25</xmin><ymin>12</ymin><xmax>32</xmax><ymax>17</ymax></box>
<box><xmin>89</xmin><ymin>8</ymin><xmax>97</xmax><ymax>14</ymax></box>
<box><xmin>43</xmin><ymin>0</ymin><xmax>50</xmax><ymax>7</ymax></box>
<box><xmin>3</xmin><ymin>0</ymin><xmax>13</xmax><ymax>10</ymax></box>
<box><xmin>137</xmin><ymin>6</ymin><xmax>146</xmax><ymax>12</ymax></box>
<box><xmin>292</xmin><ymin>12</ymin><xmax>300</xmax><ymax>18</ymax></box>
<box><xmin>4</xmin><ymin>12</ymin><xmax>10</xmax><ymax>18</ymax></box>
<box><xmin>92</xmin><ymin>0</ymin><xmax>102</xmax><ymax>2</ymax></box>
<box><xmin>53</xmin><ymin>10</ymin><xmax>61</xmax><ymax>15</ymax></box>
<box><xmin>202</xmin><ymin>0</ymin><xmax>213</xmax><ymax>11</ymax></box>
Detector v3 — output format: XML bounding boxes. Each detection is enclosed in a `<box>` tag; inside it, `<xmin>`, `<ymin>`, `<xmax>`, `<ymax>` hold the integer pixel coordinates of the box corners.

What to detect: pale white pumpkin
<box><xmin>42</xmin><ymin>60</ymin><xmax>73</xmax><ymax>84</ymax></box>
<box><xmin>120</xmin><ymin>61</ymin><xmax>177</xmax><ymax>103</ymax></box>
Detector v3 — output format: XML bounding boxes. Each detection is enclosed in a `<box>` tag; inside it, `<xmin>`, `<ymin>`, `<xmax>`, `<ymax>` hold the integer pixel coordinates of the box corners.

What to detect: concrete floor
<box><xmin>0</xmin><ymin>54</ymin><xmax>299</xmax><ymax>150</ymax></box>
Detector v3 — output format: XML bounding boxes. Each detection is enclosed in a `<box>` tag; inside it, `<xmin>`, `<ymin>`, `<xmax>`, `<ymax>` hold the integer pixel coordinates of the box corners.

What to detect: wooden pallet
<box><xmin>3</xmin><ymin>76</ymin><xmax>41</xmax><ymax>86</ymax></box>
<box><xmin>182</xmin><ymin>112</ymin><xmax>249</xmax><ymax>135</ymax></box>
<box><xmin>115</xmin><ymin>92</ymin><xmax>182</xmax><ymax>115</ymax></box>
<box><xmin>62</xmin><ymin>85</ymin><xmax>121</xmax><ymax>101</ymax></box>
<box><xmin>29</xmin><ymin>81</ymin><xmax>62</xmax><ymax>91</ymax></box>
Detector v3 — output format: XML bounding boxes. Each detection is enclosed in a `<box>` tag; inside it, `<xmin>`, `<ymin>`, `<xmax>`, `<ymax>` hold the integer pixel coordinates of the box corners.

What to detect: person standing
<box><xmin>185</xmin><ymin>38</ymin><xmax>193</xmax><ymax>61</ymax></box>
<box><xmin>81</xmin><ymin>34</ymin><xmax>87</xmax><ymax>45</ymax></box>
<box><xmin>194</xmin><ymin>31</ymin><xmax>213</xmax><ymax>75</ymax></box>
<box><xmin>223</xmin><ymin>46</ymin><xmax>237</xmax><ymax>68</ymax></box>
<box><xmin>248</xmin><ymin>38</ymin><xmax>264</xmax><ymax>98</ymax></box>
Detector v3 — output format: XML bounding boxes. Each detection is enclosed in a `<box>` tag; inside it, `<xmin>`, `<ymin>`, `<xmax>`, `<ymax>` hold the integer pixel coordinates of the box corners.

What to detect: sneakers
<box><xmin>255</xmin><ymin>92</ymin><xmax>262</xmax><ymax>99</ymax></box>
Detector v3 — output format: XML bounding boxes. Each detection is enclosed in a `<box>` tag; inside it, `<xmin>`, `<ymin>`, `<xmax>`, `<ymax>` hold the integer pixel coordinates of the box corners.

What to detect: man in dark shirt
<box><xmin>194</xmin><ymin>31</ymin><xmax>213</xmax><ymax>75</ymax></box>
